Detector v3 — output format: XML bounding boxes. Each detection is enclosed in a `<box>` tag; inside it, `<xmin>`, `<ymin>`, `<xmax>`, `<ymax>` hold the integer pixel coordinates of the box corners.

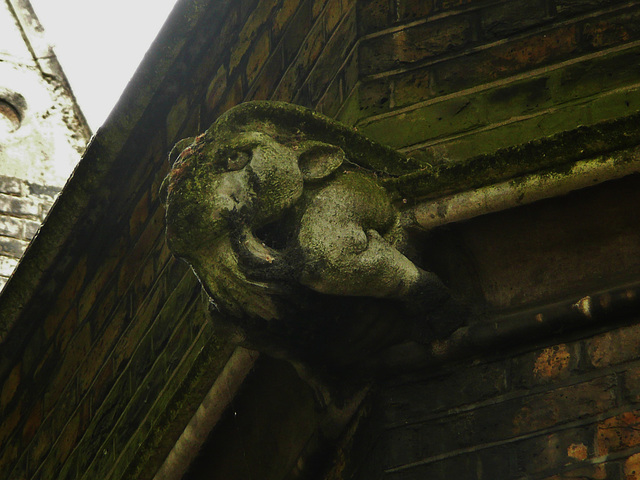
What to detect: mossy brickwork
<box><xmin>348</xmin><ymin>0</ymin><xmax>640</xmax><ymax>164</ymax></box>
<box><xmin>0</xmin><ymin>0</ymin><xmax>362</xmax><ymax>479</ymax></box>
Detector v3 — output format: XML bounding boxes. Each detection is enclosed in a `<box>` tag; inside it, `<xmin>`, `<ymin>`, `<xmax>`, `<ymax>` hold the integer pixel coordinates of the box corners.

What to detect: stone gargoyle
<box><xmin>161</xmin><ymin>101</ymin><xmax>468</xmax><ymax>378</ymax></box>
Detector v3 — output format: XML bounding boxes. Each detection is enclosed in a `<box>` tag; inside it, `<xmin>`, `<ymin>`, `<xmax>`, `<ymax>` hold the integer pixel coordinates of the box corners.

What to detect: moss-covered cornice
<box><xmin>384</xmin><ymin>110</ymin><xmax>640</xmax><ymax>204</ymax></box>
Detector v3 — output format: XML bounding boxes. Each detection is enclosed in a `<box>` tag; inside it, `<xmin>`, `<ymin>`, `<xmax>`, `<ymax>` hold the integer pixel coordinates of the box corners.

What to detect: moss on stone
<box><xmin>384</xmin><ymin>110</ymin><xmax>640</xmax><ymax>203</ymax></box>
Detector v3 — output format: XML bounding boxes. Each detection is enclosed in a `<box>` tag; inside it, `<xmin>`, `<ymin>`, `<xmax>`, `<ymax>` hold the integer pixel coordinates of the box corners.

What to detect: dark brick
<box><xmin>89</xmin><ymin>357</ymin><xmax>115</xmax><ymax>413</ymax></box>
<box><xmin>229</xmin><ymin>1</ymin><xmax>279</xmax><ymax>73</ymax></box>
<box><xmin>275</xmin><ymin>17</ymin><xmax>325</xmax><ymax>100</ymax></box>
<box><xmin>359</xmin><ymin>15</ymin><xmax>474</xmax><ymax>76</ymax></box>
<box><xmin>555</xmin><ymin>0</ymin><xmax>623</xmax><ymax>17</ymax></box>
<box><xmin>394</xmin><ymin>67</ymin><xmax>433</xmax><ymax>107</ymax></box>
<box><xmin>374</xmin><ymin>361</ymin><xmax>508</xmax><ymax>428</ymax></box>
<box><xmin>582</xmin><ymin>9</ymin><xmax>640</xmax><ymax>50</ymax></box>
<box><xmin>282</xmin><ymin>0</ymin><xmax>313</xmax><ymax>64</ymax></box>
<box><xmin>511</xmin><ymin>376</ymin><xmax>617</xmax><ymax>436</ymax></box>
<box><xmin>307</xmin><ymin>8</ymin><xmax>357</xmax><ymax>103</ymax></box>
<box><xmin>623</xmin><ymin>366</ymin><xmax>640</xmax><ymax>404</ymax></box>
<box><xmin>357</xmin><ymin>0</ymin><xmax>392</xmax><ymax>35</ymax></box>
<box><xmin>313</xmin><ymin>0</ymin><xmax>331</xmax><ymax>18</ymax></box>
<box><xmin>149</xmin><ymin>273</ymin><xmax>197</xmax><ymax>355</ymax></box>
<box><xmin>515</xmin><ymin>426</ymin><xmax>596</xmax><ymax>474</ymax></box>
<box><xmin>204</xmin><ymin>65</ymin><xmax>228</xmax><ymax>118</ymax></box>
<box><xmin>0</xmin><ymin>443</ymin><xmax>19</xmax><ymax>480</ymax></box>
<box><xmin>396</xmin><ymin>0</ymin><xmax>434</xmax><ymax>22</ymax></box>
<box><xmin>384</xmin><ymin>453</ymin><xmax>477</xmax><ymax>480</ymax></box>
<box><xmin>315</xmin><ymin>76</ymin><xmax>343</xmax><ymax>116</ymax></box>
<box><xmin>376</xmin><ymin>375</ymin><xmax>617</xmax><ymax>468</ymax></box>
<box><xmin>358</xmin><ymin>78</ymin><xmax>392</xmax><ymax>116</ymax></box>
<box><xmin>538</xmin><ymin>462</ymin><xmax>613</xmax><ymax>479</ymax></box>
<box><xmin>44</xmin><ymin>322</ymin><xmax>91</xmax><ymax>414</ymax></box>
<box><xmin>586</xmin><ymin>323</ymin><xmax>640</xmax><ymax>369</ymax></box>
<box><xmin>481</xmin><ymin>0</ymin><xmax>550</xmax><ymax>40</ymax></box>
<box><xmin>343</xmin><ymin>49</ymin><xmax>359</xmax><ymax>95</ymax></box>
<box><xmin>436</xmin><ymin>0</ymin><xmax>480</xmax><ymax>11</ymax></box>
<box><xmin>325</xmin><ymin>0</ymin><xmax>346</xmax><ymax>34</ymax></box>
<box><xmin>246</xmin><ymin>30</ymin><xmax>271</xmax><ymax>86</ymax></box>
<box><xmin>433</xmin><ymin>24</ymin><xmax>579</xmax><ymax>94</ymax></box>
<box><xmin>273</xmin><ymin>0</ymin><xmax>302</xmax><ymax>40</ymax></box>
<box><xmin>214</xmin><ymin>73</ymin><xmax>244</xmax><ymax>117</ymax></box>
<box><xmin>0</xmin><ymin>363</ymin><xmax>20</xmax><ymax>410</ymax></box>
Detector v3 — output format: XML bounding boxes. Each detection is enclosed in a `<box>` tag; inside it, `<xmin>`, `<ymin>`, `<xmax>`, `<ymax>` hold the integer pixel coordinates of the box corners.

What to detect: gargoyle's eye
<box><xmin>226</xmin><ymin>151</ymin><xmax>251</xmax><ymax>171</ymax></box>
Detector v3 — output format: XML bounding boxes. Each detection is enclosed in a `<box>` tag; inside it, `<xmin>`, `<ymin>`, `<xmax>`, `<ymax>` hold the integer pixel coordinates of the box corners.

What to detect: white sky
<box><xmin>30</xmin><ymin>0</ymin><xmax>180</xmax><ymax>130</ymax></box>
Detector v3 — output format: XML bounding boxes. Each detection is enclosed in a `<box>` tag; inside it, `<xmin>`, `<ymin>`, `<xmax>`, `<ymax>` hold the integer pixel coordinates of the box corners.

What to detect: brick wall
<box><xmin>0</xmin><ymin>0</ymin><xmax>365</xmax><ymax>479</ymax></box>
<box><xmin>331</xmin><ymin>318</ymin><xmax>640</xmax><ymax>479</ymax></box>
<box><xmin>2</xmin><ymin>0</ymin><xmax>639</xmax><ymax>479</ymax></box>
<box><xmin>348</xmin><ymin>0</ymin><xmax>640</xmax><ymax>165</ymax></box>
<box><xmin>0</xmin><ymin>175</ymin><xmax>56</xmax><ymax>291</ymax></box>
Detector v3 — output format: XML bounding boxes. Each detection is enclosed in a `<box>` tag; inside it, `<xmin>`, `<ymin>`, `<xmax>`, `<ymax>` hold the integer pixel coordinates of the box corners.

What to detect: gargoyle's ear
<box><xmin>168</xmin><ymin>137</ymin><xmax>195</xmax><ymax>165</ymax></box>
<box><xmin>297</xmin><ymin>141</ymin><xmax>345</xmax><ymax>182</ymax></box>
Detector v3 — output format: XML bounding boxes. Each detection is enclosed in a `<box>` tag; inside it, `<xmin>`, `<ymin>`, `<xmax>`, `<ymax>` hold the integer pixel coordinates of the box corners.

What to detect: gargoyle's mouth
<box><xmin>235</xmin><ymin>224</ymin><xmax>283</xmax><ymax>267</ymax></box>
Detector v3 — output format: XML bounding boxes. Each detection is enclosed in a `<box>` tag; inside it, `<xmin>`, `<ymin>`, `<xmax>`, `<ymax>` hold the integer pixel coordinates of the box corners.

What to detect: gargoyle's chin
<box><xmin>194</xmin><ymin>236</ymin><xmax>283</xmax><ymax>321</ymax></box>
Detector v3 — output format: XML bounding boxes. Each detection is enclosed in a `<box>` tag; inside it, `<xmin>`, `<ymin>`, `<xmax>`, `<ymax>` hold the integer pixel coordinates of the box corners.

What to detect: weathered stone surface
<box><xmin>162</xmin><ymin>101</ymin><xmax>465</xmax><ymax>379</ymax></box>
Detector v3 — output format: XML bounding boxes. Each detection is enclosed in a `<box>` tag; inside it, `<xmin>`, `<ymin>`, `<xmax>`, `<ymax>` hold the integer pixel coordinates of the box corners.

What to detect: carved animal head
<box><xmin>161</xmin><ymin>102</ymin><xmax>466</xmax><ymax>379</ymax></box>
<box><xmin>161</xmin><ymin>102</ymin><xmax>416</xmax><ymax>321</ymax></box>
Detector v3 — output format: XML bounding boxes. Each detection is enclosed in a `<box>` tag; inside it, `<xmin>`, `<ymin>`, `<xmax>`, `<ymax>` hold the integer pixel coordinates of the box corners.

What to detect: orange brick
<box><xmin>246</xmin><ymin>30</ymin><xmax>271</xmax><ymax>86</ymax></box>
<box><xmin>214</xmin><ymin>74</ymin><xmax>244</xmax><ymax>117</ymax></box>
<box><xmin>626</xmin><ymin>453</ymin><xmax>640</xmax><ymax>480</ymax></box>
<box><xmin>533</xmin><ymin>344</ymin><xmax>571</xmax><ymax>381</ymax></box>
<box><xmin>205</xmin><ymin>65</ymin><xmax>228</xmax><ymax>114</ymax></box>
<box><xmin>567</xmin><ymin>443</ymin><xmax>588</xmax><ymax>461</ymax></box>
<box><xmin>230</xmin><ymin>1</ymin><xmax>278</xmax><ymax>72</ymax></box>
<box><xmin>273</xmin><ymin>0</ymin><xmax>300</xmax><ymax>38</ymax></box>
<box><xmin>597</xmin><ymin>411</ymin><xmax>640</xmax><ymax>455</ymax></box>
<box><xmin>324</xmin><ymin>0</ymin><xmax>344</xmax><ymax>34</ymax></box>
<box><xmin>587</xmin><ymin>324</ymin><xmax>640</xmax><ymax>368</ymax></box>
